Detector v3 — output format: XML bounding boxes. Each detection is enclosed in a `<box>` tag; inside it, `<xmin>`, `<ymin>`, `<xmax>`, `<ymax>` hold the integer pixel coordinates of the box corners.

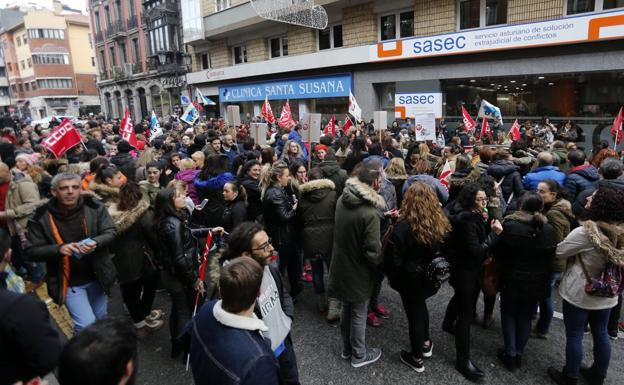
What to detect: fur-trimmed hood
<box><xmin>89</xmin><ymin>180</ymin><xmax>120</xmax><ymax>204</ymax></box>
<box><xmin>341</xmin><ymin>177</ymin><xmax>386</xmax><ymax>209</ymax></box>
<box><xmin>583</xmin><ymin>220</ymin><xmax>624</xmax><ymax>266</ymax></box>
<box><xmin>107</xmin><ymin>198</ymin><xmax>150</xmax><ymax>234</ymax></box>
<box><xmin>549</xmin><ymin>198</ymin><xmax>574</xmax><ymax>220</ymax></box>
<box><xmin>298</xmin><ymin>179</ymin><xmax>335</xmax><ymax>194</ymax></box>
<box><xmin>450</xmin><ymin>167</ymin><xmax>480</xmax><ymax>187</ymax></box>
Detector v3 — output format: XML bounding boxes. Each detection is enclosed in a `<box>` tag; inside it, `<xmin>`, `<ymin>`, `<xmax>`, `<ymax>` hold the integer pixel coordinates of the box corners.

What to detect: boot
<box><xmin>496</xmin><ymin>348</ymin><xmax>516</xmax><ymax>372</ymax></box>
<box><xmin>547</xmin><ymin>367</ymin><xmax>578</xmax><ymax>385</ymax></box>
<box><xmin>317</xmin><ymin>294</ymin><xmax>328</xmax><ymax>313</ymax></box>
<box><xmin>326</xmin><ymin>298</ymin><xmax>341</xmax><ymax>323</ymax></box>
<box><xmin>456</xmin><ymin>359</ymin><xmax>484</xmax><ymax>382</ymax></box>
<box><xmin>580</xmin><ymin>366</ymin><xmax>605</xmax><ymax>385</ymax></box>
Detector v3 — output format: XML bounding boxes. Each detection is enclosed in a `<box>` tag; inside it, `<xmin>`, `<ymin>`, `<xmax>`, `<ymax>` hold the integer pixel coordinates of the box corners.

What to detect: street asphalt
<box><xmin>108</xmin><ymin>278</ymin><xmax>624</xmax><ymax>385</ymax></box>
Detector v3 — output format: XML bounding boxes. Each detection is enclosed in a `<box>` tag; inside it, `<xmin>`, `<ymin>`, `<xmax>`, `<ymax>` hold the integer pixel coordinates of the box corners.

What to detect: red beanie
<box><xmin>315</xmin><ymin>144</ymin><xmax>328</xmax><ymax>153</ymax></box>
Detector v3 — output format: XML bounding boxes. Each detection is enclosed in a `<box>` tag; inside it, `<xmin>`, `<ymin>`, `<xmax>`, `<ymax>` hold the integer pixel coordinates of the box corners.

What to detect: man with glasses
<box><xmin>222</xmin><ymin>221</ymin><xmax>299</xmax><ymax>385</ymax></box>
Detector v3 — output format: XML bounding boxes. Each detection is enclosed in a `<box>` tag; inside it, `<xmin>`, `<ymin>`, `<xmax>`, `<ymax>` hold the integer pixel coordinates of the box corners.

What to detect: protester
<box><xmin>564</xmin><ymin>149</ymin><xmax>599</xmax><ymax>202</ymax></box>
<box><xmin>221</xmin><ymin>180</ymin><xmax>247</xmax><ymax>233</ymax></box>
<box><xmin>238</xmin><ymin>159</ymin><xmax>263</xmax><ymax>221</ymax></box>
<box><xmin>523</xmin><ymin>152</ymin><xmax>566</xmax><ymax>190</ymax></box>
<box><xmin>194</xmin><ymin>154</ymin><xmax>234</xmax><ymax>227</ymax></box>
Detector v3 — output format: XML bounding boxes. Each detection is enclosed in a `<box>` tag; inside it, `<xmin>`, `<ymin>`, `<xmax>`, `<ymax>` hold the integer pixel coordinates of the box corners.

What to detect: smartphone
<box><xmin>196</xmin><ymin>199</ymin><xmax>209</xmax><ymax>210</ymax></box>
<box><xmin>82</xmin><ymin>238</ymin><xmax>96</xmax><ymax>247</ymax></box>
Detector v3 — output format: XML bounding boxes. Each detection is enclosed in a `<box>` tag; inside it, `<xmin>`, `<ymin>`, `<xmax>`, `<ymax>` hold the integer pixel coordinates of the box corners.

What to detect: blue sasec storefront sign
<box><xmin>219</xmin><ymin>74</ymin><xmax>352</xmax><ymax>102</ymax></box>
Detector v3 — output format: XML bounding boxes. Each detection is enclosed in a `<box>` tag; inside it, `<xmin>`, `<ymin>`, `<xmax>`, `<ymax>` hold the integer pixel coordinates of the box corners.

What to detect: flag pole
<box><xmin>615</xmin><ymin>125</ymin><xmax>619</xmax><ymax>150</ymax></box>
<box><xmin>307</xmin><ymin>114</ymin><xmax>312</xmax><ymax>171</ymax></box>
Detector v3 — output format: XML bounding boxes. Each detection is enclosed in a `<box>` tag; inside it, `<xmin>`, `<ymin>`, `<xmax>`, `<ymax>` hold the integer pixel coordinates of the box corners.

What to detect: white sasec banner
<box><xmin>395</xmin><ymin>93</ymin><xmax>443</xmax><ymax>119</ymax></box>
<box><xmin>414</xmin><ymin>113</ymin><xmax>437</xmax><ymax>142</ymax></box>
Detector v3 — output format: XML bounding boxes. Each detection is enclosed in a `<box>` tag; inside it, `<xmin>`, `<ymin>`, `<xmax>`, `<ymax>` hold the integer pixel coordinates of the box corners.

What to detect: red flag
<box><xmin>438</xmin><ymin>160</ymin><xmax>452</xmax><ymax>190</ymax></box>
<box><xmin>192</xmin><ymin>99</ymin><xmax>203</xmax><ymax>112</ymax></box>
<box><xmin>323</xmin><ymin>115</ymin><xmax>336</xmax><ymax>137</ymax></box>
<box><xmin>262</xmin><ymin>96</ymin><xmax>275</xmax><ymax>124</ymax></box>
<box><xmin>343</xmin><ymin>116</ymin><xmax>353</xmax><ymax>132</ymax></box>
<box><xmin>41</xmin><ymin>118</ymin><xmax>82</xmax><ymax>158</ymax></box>
<box><xmin>611</xmin><ymin>106</ymin><xmax>623</xmax><ymax>145</ymax></box>
<box><xmin>119</xmin><ymin>107</ymin><xmax>138</xmax><ymax>148</ymax></box>
<box><xmin>479</xmin><ymin>117</ymin><xmax>490</xmax><ymax>141</ymax></box>
<box><xmin>277</xmin><ymin>100</ymin><xmax>296</xmax><ymax>129</ymax></box>
<box><xmin>461</xmin><ymin>105</ymin><xmax>476</xmax><ymax>132</ymax></box>
<box><xmin>197</xmin><ymin>231</ymin><xmax>213</xmax><ymax>283</ymax></box>
<box><xmin>510</xmin><ymin>119</ymin><xmax>521</xmax><ymax>141</ymax></box>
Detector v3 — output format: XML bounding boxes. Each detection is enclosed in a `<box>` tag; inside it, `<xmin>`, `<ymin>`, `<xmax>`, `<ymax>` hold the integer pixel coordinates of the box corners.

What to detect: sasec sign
<box><xmin>370</xmin><ymin>8</ymin><xmax>624</xmax><ymax>61</ymax></box>
<box><xmin>395</xmin><ymin>93</ymin><xmax>443</xmax><ymax>119</ymax></box>
<box><xmin>219</xmin><ymin>74</ymin><xmax>352</xmax><ymax>102</ymax></box>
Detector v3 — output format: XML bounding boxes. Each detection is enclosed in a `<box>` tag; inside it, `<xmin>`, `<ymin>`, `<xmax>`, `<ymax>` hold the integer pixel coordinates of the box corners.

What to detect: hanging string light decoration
<box><xmin>250</xmin><ymin>0</ymin><xmax>328</xmax><ymax>30</ymax></box>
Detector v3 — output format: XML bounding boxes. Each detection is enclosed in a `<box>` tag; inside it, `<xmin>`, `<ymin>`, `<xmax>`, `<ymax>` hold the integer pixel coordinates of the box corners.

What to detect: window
<box><xmin>132</xmin><ymin>38</ymin><xmax>140</xmax><ymax>63</ymax></box>
<box><xmin>99</xmin><ymin>50</ymin><xmax>106</xmax><ymax>72</ymax></box>
<box><xmin>32</xmin><ymin>54</ymin><xmax>70</xmax><ymax>64</ymax></box>
<box><xmin>109</xmin><ymin>46</ymin><xmax>116</xmax><ymax>67</ymax></box>
<box><xmin>114</xmin><ymin>0</ymin><xmax>121</xmax><ymax>20</ymax></box>
<box><xmin>91</xmin><ymin>57</ymin><xmax>95</xmax><ymax>66</ymax></box>
<box><xmin>27</xmin><ymin>28</ymin><xmax>65</xmax><ymax>39</ymax></box>
<box><xmin>216</xmin><ymin>0</ymin><xmax>231</xmax><ymax>11</ymax></box>
<box><xmin>88</xmin><ymin>33</ymin><xmax>92</xmax><ymax>48</ymax></box>
<box><xmin>458</xmin><ymin>0</ymin><xmax>507</xmax><ymax>29</ymax></box>
<box><xmin>20</xmin><ymin>60</ymin><xmax>25</xmax><ymax>69</ymax></box>
<box><xmin>16</xmin><ymin>37</ymin><xmax>21</xmax><ymax>46</ymax></box>
<box><xmin>31</xmin><ymin>81</ymin><xmax>36</xmax><ymax>90</ymax></box>
<box><xmin>22</xmin><ymin>34</ymin><xmax>27</xmax><ymax>44</ymax></box>
<box><xmin>129</xmin><ymin>0</ymin><xmax>135</xmax><ymax>16</ymax></box>
<box><xmin>105</xmin><ymin>6</ymin><xmax>112</xmax><ymax>28</ymax></box>
<box><xmin>120</xmin><ymin>42</ymin><xmax>127</xmax><ymax>63</ymax></box>
<box><xmin>27</xmin><ymin>58</ymin><xmax>31</xmax><ymax>67</ymax></box>
<box><xmin>24</xmin><ymin>83</ymin><xmax>30</xmax><ymax>91</ymax></box>
<box><xmin>566</xmin><ymin>0</ymin><xmax>624</xmax><ymax>14</ymax></box>
<box><xmin>318</xmin><ymin>24</ymin><xmax>343</xmax><ymax>50</ymax></box>
<box><xmin>232</xmin><ymin>45</ymin><xmax>247</xmax><ymax>64</ymax></box>
<box><xmin>18</xmin><ymin>83</ymin><xmax>23</xmax><ymax>92</ymax></box>
<box><xmin>95</xmin><ymin>11</ymin><xmax>101</xmax><ymax>31</ymax></box>
<box><xmin>201</xmin><ymin>53</ymin><xmax>211</xmax><ymax>69</ymax></box>
<box><xmin>379</xmin><ymin>11</ymin><xmax>414</xmax><ymax>41</ymax></box>
<box><xmin>269</xmin><ymin>36</ymin><xmax>288</xmax><ymax>58</ymax></box>
<box><xmin>37</xmin><ymin>78</ymin><xmax>73</xmax><ymax>89</ymax></box>
<box><xmin>6</xmin><ymin>63</ymin><xmax>11</xmax><ymax>71</ymax></box>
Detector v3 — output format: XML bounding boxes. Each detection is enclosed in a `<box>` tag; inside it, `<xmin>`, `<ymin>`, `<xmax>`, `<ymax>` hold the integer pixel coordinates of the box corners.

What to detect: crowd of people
<box><xmin>0</xmin><ymin>111</ymin><xmax>623</xmax><ymax>385</ymax></box>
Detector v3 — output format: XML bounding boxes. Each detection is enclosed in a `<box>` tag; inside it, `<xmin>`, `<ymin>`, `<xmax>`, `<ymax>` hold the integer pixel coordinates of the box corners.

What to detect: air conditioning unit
<box><xmin>124</xmin><ymin>63</ymin><xmax>133</xmax><ymax>76</ymax></box>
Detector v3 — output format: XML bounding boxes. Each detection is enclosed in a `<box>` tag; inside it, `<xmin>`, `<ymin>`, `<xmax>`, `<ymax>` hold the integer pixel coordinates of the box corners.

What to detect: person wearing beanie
<box><xmin>111</xmin><ymin>140</ymin><xmax>137</xmax><ymax>182</ymax></box>
<box><xmin>312</xmin><ymin>144</ymin><xmax>328</xmax><ymax>168</ymax></box>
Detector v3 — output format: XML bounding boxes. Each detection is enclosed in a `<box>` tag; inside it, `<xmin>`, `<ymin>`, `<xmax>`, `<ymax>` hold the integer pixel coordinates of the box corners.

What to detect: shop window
<box><xmin>566</xmin><ymin>0</ymin><xmax>623</xmax><ymax>14</ymax></box>
<box><xmin>379</xmin><ymin>11</ymin><xmax>414</xmax><ymax>41</ymax></box>
<box><xmin>459</xmin><ymin>0</ymin><xmax>507</xmax><ymax>30</ymax></box>
<box><xmin>216</xmin><ymin>0</ymin><xmax>231</xmax><ymax>12</ymax></box>
<box><xmin>318</xmin><ymin>25</ymin><xmax>343</xmax><ymax>50</ymax></box>
<box><xmin>232</xmin><ymin>45</ymin><xmax>247</xmax><ymax>65</ymax></box>
<box><xmin>269</xmin><ymin>36</ymin><xmax>288</xmax><ymax>58</ymax></box>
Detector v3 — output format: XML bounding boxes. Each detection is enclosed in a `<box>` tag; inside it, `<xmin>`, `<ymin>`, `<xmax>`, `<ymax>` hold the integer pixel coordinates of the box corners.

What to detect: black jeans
<box><xmin>473</xmin><ymin>286</ymin><xmax>496</xmax><ymax>318</ymax></box>
<box><xmin>608</xmin><ymin>294</ymin><xmax>622</xmax><ymax>333</ymax></box>
<box><xmin>400</xmin><ymin>290</ymin><xmax>430</xmax><ymax>359</ymax></box>
<box><xmin>277</xmin><ymin>244</ymin><xmax>302</xmax><ymax>296</ymax></box>
<box><xmin>120</xmin><ymin>275</ymin><xmax>158</xmax><ymax>324</ymax></box>
<box><xmin>444</xmin><ymin>270</ymin><xmax>480</xmax><ymax>364</ymax></box>
<box><xmin>161</xmin><ymin>270</ymin><xmax>194</xmax><ymax>357</ymax></box>
<box><xmin>278</xmin><ymin>335</ymin><xmax>301</xmax><ymax>385</ymax></box>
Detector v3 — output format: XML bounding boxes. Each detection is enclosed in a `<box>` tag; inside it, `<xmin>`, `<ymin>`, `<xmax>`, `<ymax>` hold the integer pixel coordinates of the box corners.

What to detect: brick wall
<box><xmin>288</xmin><ymin>25</ymin><xmax>316</xmax><ymax>55</ymax></box>
<box><xmin>414</xmin><ymin>0</ymin><xmax>456</xmax><ymax>37</ymax></box>
<box><xmin>342</xmin><ymin>2</ymin><xmax>377</xmax><ymax>47</ymax></box>
<box><xmin>247</xmin><ymin>38</ymin><xmax>268</xmax><ymax>62</ymax></box>
<box><xmin>76</xmin><ymin>73</ymin><xmax>98</xmax><ymax>95</ymax></box>
<box><xmin>508</xmin><ymin>0</ymin><xmax>564</xmax><ymax>24</ymax></box>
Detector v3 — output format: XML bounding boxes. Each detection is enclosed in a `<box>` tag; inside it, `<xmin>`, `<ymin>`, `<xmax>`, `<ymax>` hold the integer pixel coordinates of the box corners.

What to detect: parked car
<box><xmin>30</xmin><ymin>115</ymin><xmax>75</xmax><ymax>129</ymax></box>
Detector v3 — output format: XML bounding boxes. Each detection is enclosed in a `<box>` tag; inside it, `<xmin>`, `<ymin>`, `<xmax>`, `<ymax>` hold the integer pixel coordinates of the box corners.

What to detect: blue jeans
<box><xmin>65</xmin><ymin>281</ymin><xmax>108</xmax><ymax>332</ymax></box>
<box><xmin>500</xmin><ymin>294</ymin><xmax>535</xmax><ymax>356</ymax></box>
<box><xmin>536</xmin><ymin>272</ymin><xmax>561</xmax><ymax>334</ymax></box>
<box><xmin>563</xmin><ymin>300</ymin><xmax>612</xmax><ymax>378</ymax></box>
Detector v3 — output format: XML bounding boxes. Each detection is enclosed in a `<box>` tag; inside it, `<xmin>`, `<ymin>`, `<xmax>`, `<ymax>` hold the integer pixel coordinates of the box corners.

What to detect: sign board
<box><xmin>301</xmin><ymin>113</ymin><xmax>321</xmax><ymax>143</ymax></box>
<box><xmin>414</xmin><ymin>113</ymin><xmax>437</xmax><ymax>142</ymax></box>
<box><xmin>395</xmin><ymin>92</ymin><xmax>443</xmax><ymax>119</ymax></box>
<box><xmin>250</xmin><ymin>122</ymin><xmax>269</xmax><ymax>146</ymax></box>
<box><xmin>373</xmin><ymin>111</ymin><xmax>388</xmax><ymax>131</ymax></box>
<box><xmin>219</xmin><ymin>74</ymin><xmax>352</xmax><ymax>102</ymax></box>
<box><xmin>226</xmin><ymin>105</ymin><xmax>240</xmax><ymax>127</ymax></box>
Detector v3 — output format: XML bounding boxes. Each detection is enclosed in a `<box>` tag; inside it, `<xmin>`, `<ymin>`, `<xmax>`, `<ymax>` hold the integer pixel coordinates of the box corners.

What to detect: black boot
<box><xmin>456</xmin><ymin>360</ymin><xmax>485</xmax><ymax>382</ymax></box>
<box><xmin>580</xmin><ymin>366</ymin><xmax>605</xmax><ymax>385</ymax></box>
<box><xmin>547</xmin><ymin>367</ymin><xmax>578</xmax><ymax>385</ymax></box>
<box><xmin>497</xmin><ymin>348</ymin><xmax>516</xmax><ymax>372</ymax></box>
<box><xmin>515</xmin><ymin>355</ymin><xmax>522</xmax><ymax>369</ymax></box>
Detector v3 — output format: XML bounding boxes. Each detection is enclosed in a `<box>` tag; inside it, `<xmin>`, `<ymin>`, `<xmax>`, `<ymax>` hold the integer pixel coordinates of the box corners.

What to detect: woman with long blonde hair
<box><xmin>390</xmin><ymin>182</ymin><xmax>451</xmax><ymax>373</ymax></box>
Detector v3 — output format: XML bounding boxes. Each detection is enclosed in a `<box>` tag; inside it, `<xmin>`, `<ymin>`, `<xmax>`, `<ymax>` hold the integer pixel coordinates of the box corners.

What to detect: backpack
<box><xmin>382</xmin><ymin>224</ymin><xmax>401</xmax><ymax>290</ymax></box>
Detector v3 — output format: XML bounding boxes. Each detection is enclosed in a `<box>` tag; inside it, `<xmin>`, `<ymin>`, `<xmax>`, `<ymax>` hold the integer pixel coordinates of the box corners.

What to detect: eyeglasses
<box><xmin>252</xmin><ymin>238</ymin><xmax>273</xmax><ymax>252</ymax></box>
<box><xmin>475</xmin><ymin>197</ymin><xmax>488</xmax><ymax>202</ymax></box>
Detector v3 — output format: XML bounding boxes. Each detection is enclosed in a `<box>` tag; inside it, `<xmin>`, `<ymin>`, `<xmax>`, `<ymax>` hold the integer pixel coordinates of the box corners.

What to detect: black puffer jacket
<box><xmin>448</xmin><ymin>167</ymin><xmax>481</xmax><ymax>202</ymax></box>
<box><xmin>493</xmin><ymin>211</ymin><xmax>556</xmax><ymax>300</ymax></box>
<box><xmin>240</xmin><ymin>175</ymin><xmax>262</xmax><ymax>220</ymax></box>
<box><xmin>318</xmin><ymin>160</ymin><xmax>348</xmax><ymax>195</ymax></box>
<box><xmin>298</xmin><ymin>179</ymin><xmax>337</xmax><ymax>263</ymax></box>
<box><xmin>262</xmin><ymin>184</ymin><xmax>297</xmax><ymax>248</ymax></box>
<box><xmin>446</xmin><ymin>210</ymin><xmax>497</xmax><ymax>272</ymax></box>
<box><xmin>487</xmin><ymin>159</ymin><xmax>524</xmax><ymax>204</ymax></box>
<box><xmin>157</xmin><ymin>215</ymin><xmax>210</xmax><ymax>287</ymax></box>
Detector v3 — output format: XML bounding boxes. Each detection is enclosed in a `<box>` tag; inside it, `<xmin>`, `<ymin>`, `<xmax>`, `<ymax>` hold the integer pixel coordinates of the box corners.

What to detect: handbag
<box><xmin>415</xmin><ymin>246</ymin><xmax>451</xmax><ymax>290</ymax></box>
<box><xmin>481</xmin><ymin>256</ymin><xmax>500</xmax><ymax>297</ymax></box>
<box><xmin>578</xmin><ymin>256</ymin><xmax>624</xmax><ymax>298</ymax></box>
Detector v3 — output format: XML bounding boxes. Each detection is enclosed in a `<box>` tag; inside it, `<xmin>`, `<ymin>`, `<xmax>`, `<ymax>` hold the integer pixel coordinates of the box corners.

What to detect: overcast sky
<box><xmin>0</xmin><ymin>0</ymin><xmax>87</xmax><ymax>11</ymax></box>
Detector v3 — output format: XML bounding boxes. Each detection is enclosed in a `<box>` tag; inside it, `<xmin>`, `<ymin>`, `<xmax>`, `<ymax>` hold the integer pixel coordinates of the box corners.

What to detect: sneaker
<box><xmin>374</xmin><ymin>305</ymin><xmax>390</xmax><ymax>319</ymax></box>
<box><xmin>608</xmin><ymin>329</ymin><xmax>618</xmax><ymax>341</ymax></box>
<box><xmin>351</xmin><ymin>348</ymin><xmax>382</xmax><ymax>368</ymax></box>
<box><xmin>400</xmin><ymin>350</ymin><xmax>424</xmax><ymax>373</ymax></box>
<box><xmin>341</xmin><ymin>350</ymin><xmax>351</xmax><ymax>360</ymax></box>
<box><xmin>136</xmin><ymin>319</ymin><xmax>164</xmax><ymax>338</ymax></box>
<box><xmin>367</xmin><ymin>312</ymin><xmax>383</xmax><ymax>327</ymax></box>
<box><xmin>146</xmin><ymin>309</ymin><xmax>164</xmax><ymax>322</ymax></box>
<box><xmin>300</xmin><ymin>272</ymin><xmax>313</xmax><ymax>283</ymax></box>
<box><xmin>422</xmin><ymin>340</ymin><xmax>433</xmax><ymax>358</ymax></box>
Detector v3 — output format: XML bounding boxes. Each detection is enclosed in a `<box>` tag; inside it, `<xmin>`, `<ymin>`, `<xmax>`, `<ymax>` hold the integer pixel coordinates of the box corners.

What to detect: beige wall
<box><xmin>287</xmin><ymin>25</ymin><xmax>316</xmax><ymax>55</ymax></box>
<box><xmin>415</xmin><ymin>0</ymin><xmax>456</xmax><ymax>37</ymax></box>
<box><xmin>210</xmin><ymin>39</ymin><xmax>230</xmax><ymax>68</ymax></box>
<box><xmin>343</xmin><ymin>2</ymin><xmax>377</xmax><ymax>48</ymax></box>
<box><xmin>67</xmin><ymin>23</ymin><xmax>96</xmax><ymax>74</ymax></box>
<box><xmin>13</xmin><ymin>26</ymin><xmax>33</xmax><ymax>78</ymax></box>
<box><xmin>509</xmin><ymin>0</ymin><xmax>564</xmax><ymax>24</ymax></box>
<box><xmin>24</xmin><ymin>10</ymin><xmax>66</xmax><ymax>29</ymax></box>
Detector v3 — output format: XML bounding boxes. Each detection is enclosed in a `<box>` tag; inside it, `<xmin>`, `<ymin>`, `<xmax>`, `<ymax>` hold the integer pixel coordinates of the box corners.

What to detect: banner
<box><xmin>611</xmin><ymin>106</ymin><xmax>623</xmax><ymax>145</ymax></box>
<box><xmin>149</xmin><ymin>111</ymin><xmax>163</xmax><ymax>142</ymax></box>
<box><xmin>323</xmin><ymin>115</ymin><xmax>336</xmax><ymax>137</ymax></box>
<box><xmin>373</xmin><ymin>111</ymin><xmax>387</xmax><ymax>131</ymax></box>
<box><xmin>181</xmin><ymin>103</ymin><xmax>199</xmax><ymax>125</ymax></box>
<box><xmin>119</xmin><ymin>107</ymin><xmax>138</xmax><ymax>148</ymax></box>
<box><xmin>277</xmin><ymin>100</ymin><xmax>296</xmax><ymax>129</ymax></box>
<box><xmin>348</xmin><ymin>91</ymin><xmax>362</xmax><ymax>122</ymax></box>
<box><xmin>461</xmin><ymin>105</ymin><xmax>477</xmax><ymax>132</ymax></box>
<box><xmin>301</xmin><ymin>113</ymin><xmax>322</xmax><ymax>144</ymax></box>
<box><xmin>41</xmin><ymin>118</ymin><xmax>82</xmax><ymax>158</ymax></box>
<box><xmin>478</xmin><ymin>100</ymin><xmax>503</xmax><ymax>124</ymax></box>
<box><xmin>439</xmin><ymin>160</ymin><xmax>452</xmax><ymax>191</ymax></box>
<box><xmin>395</xmin><ymin>92</ymin><xmax>443</xmax><ymax>119</ymax></box>
<box><xmin>250</xmin><ymin>123</ymin><xmax>269</xmax><ymax>146</ymax></box>
<box><xmin>413</xmin><ymin>113</ymin><xmax>436</xmax><ymax>141</ymax></box>
<box><xmin>226</xmin><ymin>105</ymin><xmax>241</xmax><ymax>127</ymax></box>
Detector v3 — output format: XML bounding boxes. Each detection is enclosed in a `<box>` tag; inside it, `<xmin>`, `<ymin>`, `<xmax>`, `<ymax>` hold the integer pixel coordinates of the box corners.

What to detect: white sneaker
<box><xmin>351</xmin><ymin>348</ymin><xmax>382</xmax><ymax>368</ymax></box>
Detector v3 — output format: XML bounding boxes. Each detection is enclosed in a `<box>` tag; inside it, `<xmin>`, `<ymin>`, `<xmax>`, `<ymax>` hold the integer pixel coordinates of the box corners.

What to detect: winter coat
<box><xmin>328</xmin><ymin>177</ymin><xmax>385</xmax><ymax>303</ymax></box>
<box><xmin>318</xmin><ymin>160</ymin><xmax>348</xmax><ymax>195</ymax></box>
<box><xmin>262</xmin><ymin>184</ymin><xmax>298</xmax><ymax>248</ymax></box>
<box><xmin>175</xmin><ymin>169</ymin><xmax>201</xmax><ymax>205</ymax></box>
<box><xmin>564</xmin><ymin>164</ymin><xmax>599</xmax><ymax>203</ymax></box>
<box><xmin>446</xmin><ymin>210</ymin><xmax>496</xmax><ymax>273</ymax></box>
<box><xmin>221</xmin><ymin>198</ymin><xmax>247</xmax><ymax>233</ymax></box>
<box><xmin>494</xmin><ymin>211</ymin><xmax>556</xmax><ymax>300</ymax></box>
<box><xmin>157</xmin><ymin>215</ymin><xmax>210</xmax><ymax>288</ymax></box>
<box><xmin>543</xmin><ymin>199</ymin><xmax>574</xmax><ymax>273</ymax></box>
<box><xmin>194</xmin><ymin>172</ymin><xmax>235</xmax><ymax>227</ymax></box>
<box><xmin>379</xmin><ymin>178</ymin><xmax>396</xmax><ymax>211</ymax></box>
<box><xmin>552</xmin><ymin>148</ymin><xmax>570</xmax><ymax>174</ymax></box>
<box><xmin>110</xmin><ymin>152</ymin><xmax>137</xmax><ymax>182</ymax></box>
<box><xmin>240</xmin><ymin>175</ymin><xmax>262</xmax><ymax>221</ymax></box>
<box><xmin>387</xmin><ymin>175</ymin><xmax>407</xmax><ymax>209</ymax></box>
<box><xmin>25</xmin><ymin>196</ymin><xmax>118</xmax><ymax>305</ymax></box>
<box><xmin>448</xmin><ymin>167</ymin><xmax>481</xmax><ymax>202</ymax></box>
<box><xmin>523</xmin><ymin>166</ymin><xmax>566</xmax><ymax>191</ymax></box>
<box><xmin>3</xmin><ymin>172</ymin><xmax>44</xmax><ymax>237</ymax></box>
<box><xmin>475</xmin><ymin>161</ymin><xmax>489</xmax><ymax>175</ymax></box>
<box><xmin>107</xmin><ymin>199</ymin><xmax>152</xmax><ymax>284</ymax></box>
<box><xmin>138</xmin><ymin>181</ymin><xmax>161</xmax><ymax>207</ymax></box>
<box><xmin>89</xmin><ymin>180</ymin><xmax>120</xmax><ymax>207</ymax></box>
<box><xmin>557</xmin><ymin>221</ymin><xmax>624</xmax><ymax>310</ymax></box>
<box><xmin>573</xmin><ymin>178</ymin><xmax>624</xmax><ymax>217</ymax></box>
<box><xmin>298</xmin><ymin>179</ymin><xmax>337</xmax><ymax>263</ymax></box>
<box><xmin>402</xmin><ymin>174</ymin><xmax>449</xmax><ymax>204</ymax></box>
<box><xmin>342</xmin><ymin>152</ymin><xmax>368</xmax><ymax>175</ymax></box>
<box><xmin>487</xmin><ymin>160</ymin><xmax>524</xmax><ymax>203</ymax></box>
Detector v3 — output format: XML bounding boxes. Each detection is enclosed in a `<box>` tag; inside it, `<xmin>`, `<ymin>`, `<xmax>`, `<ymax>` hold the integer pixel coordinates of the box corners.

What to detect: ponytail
<box><xmin>259</xmin><ymin>161</ymin><xmax>288</xmax><ymax>199</ymax></box>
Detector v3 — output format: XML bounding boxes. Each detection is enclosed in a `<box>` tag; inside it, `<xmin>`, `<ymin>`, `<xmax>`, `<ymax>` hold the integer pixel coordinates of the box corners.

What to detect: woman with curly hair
<box><xmin>390</xmin><ymin>182</ymin><xmax>451</xmax><ymax>373</ymax></box>
<box><xmin>548</xmin><ymin>185</ymin><xmax>624</xmax><ymax>385</ymax></box>
<box><xmin>591</xmin><ymin>148</ymin><xmax>619</xmax><ymax>168</ymax></box>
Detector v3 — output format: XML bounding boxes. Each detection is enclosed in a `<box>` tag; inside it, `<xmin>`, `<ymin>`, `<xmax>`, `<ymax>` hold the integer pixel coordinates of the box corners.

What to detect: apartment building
<box><xmin>0</xmin><ymin>2</ymin><xmax>99</xmax><ymax>119</ymax></box>
<box><xmin>185</xmin><ymin>0</ymin><xmax>624</xmax><ymax>147</ymax></box>
<box><xmin>91</xmin><ymin>0</ymin><xmax>190</xmax><ymax>120</ymax></box>
<box><xmin>0</xmin><ymin>9</ymin><xmax>23</xmax><ymax>114</ymax></box>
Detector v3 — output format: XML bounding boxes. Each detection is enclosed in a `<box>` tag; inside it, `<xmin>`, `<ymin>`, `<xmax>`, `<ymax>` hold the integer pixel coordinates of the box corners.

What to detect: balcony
<box><xmin>109</xmin><ymin>20</ymin><xmax>127</xmax><ymax>40</ymax></box>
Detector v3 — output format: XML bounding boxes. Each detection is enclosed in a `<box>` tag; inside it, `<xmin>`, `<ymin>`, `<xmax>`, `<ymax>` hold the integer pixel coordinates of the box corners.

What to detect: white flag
<box><xmin>348</xmin><ymin>90</ymin><xmax>362</xmax><ymax>122</ymax></box>
<box><xmin>180</xmin><ymin>103</ymin><xmax>199</xmax><ymax>125</ymax></box>
<box><xmin>149</xmin><ymin>111</ymin><xmax>163</xmax><ymax>142</ymax></box>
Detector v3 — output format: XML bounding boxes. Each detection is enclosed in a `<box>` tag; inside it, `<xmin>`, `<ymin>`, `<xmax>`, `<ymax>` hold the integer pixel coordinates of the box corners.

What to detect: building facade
<box><xmin>0</xmin><ymin>2</ymin><xmax>100</xmax><ymax>119</ymax></box>
<box><xmin>90</xmin><ymin>0</ymin><xmax>191</xmax><ymax>121</ymax></box>
<box><xmin>185</xmin><ymin>0</ymin><xmax>624</xmax><ymax>150</ymax></box>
